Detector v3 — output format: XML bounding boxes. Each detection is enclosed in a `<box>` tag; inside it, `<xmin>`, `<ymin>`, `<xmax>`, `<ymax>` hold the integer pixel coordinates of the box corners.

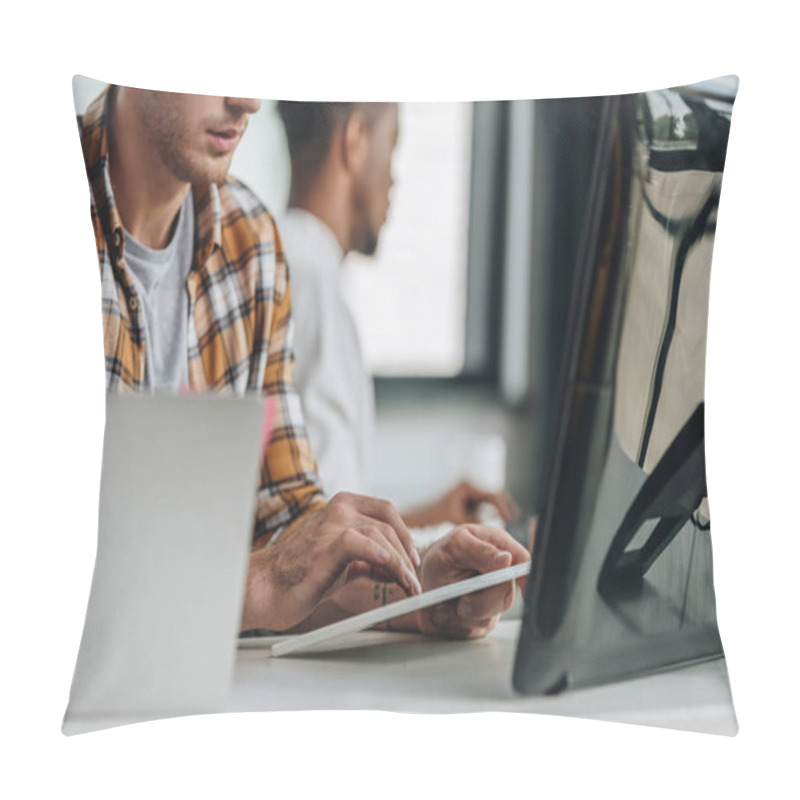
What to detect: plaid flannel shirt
<box><xmin>78</xmin><ymin>86</ymin><xmax>325</xmax><ymax>545</ymax></box>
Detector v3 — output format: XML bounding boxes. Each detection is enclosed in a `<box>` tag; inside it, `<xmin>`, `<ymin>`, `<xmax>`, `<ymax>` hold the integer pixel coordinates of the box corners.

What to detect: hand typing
<box><xmin>415</xmin><ymin>523</ymin><xmax>530</xmax><ymax>639</ymax></box>
<box><xmin>242</xmin><ymin>492</ymin><xmax>420</xmax><ymax>631</ymax></box>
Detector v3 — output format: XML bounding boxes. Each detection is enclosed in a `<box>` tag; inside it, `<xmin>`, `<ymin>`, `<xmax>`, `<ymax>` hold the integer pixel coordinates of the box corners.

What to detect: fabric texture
<box><xmin>279</xmin><ymin>208</ymin><xmax>375</xmax><ymax>497</ymax></box>
<box><xmin>78</xmin><ymin>88</ymin><xmax>326</xmax><ymax>543</ymax></box>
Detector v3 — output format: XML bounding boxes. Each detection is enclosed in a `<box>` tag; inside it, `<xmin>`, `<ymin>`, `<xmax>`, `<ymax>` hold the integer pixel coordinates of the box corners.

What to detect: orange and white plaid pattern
<box><xmin>77</xmin><ymin>86</ymin><xmax>325</xmax><ymax>544</ymax></box>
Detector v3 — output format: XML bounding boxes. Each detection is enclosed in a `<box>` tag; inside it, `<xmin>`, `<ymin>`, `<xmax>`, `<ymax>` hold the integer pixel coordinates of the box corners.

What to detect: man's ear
<box><xmin>341</xmin><ymin>111</ymin><xmax>369</xmax><ymax>177</ymax></box>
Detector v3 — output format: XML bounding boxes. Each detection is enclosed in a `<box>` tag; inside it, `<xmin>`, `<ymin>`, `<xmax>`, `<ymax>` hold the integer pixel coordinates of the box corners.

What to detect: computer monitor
<box><xmin>513</xmin><ymin>78</ymin><xmax>737</xmax><ymax>695</ymax></box>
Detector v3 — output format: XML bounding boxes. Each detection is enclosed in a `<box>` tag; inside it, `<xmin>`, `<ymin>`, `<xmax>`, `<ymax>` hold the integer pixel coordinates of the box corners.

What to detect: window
<box><xmin>340</xmin><ymin>103</ymin><xmax>474</xmax><ymax>377</ymax></box>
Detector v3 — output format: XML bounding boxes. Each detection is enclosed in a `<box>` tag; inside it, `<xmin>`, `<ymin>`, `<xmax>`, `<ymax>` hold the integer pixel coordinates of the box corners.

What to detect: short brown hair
<box><xmin>276</xmin><ymin>101</ymin><xmax>391</xmax><ymax>181</ymax></box>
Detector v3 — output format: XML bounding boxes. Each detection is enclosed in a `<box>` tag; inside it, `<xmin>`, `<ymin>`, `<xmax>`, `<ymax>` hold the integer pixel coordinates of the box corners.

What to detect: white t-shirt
<box><xmin>279</xmin><ymin>208</ymin><xmax>375</xmax><ymax>498</ymax></box>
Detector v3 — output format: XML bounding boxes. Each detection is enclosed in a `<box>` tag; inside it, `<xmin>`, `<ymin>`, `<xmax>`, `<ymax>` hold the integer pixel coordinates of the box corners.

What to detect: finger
<box><xmin>345</xmin><ymin>527</ymin><xmax>422</xmax><ymax>596</ymax></box>
<box><xmin>461</xmin><ymin>617</ymin><xmax>499</xmax><ymax>639</ymax></box>
<box><xmin>461</xmin><ymin>524</ymin><xmax>531</xmax><ymax>565</ymax></box>
<box><xmin>456</xmin><ymin>581</ymin><xmax>515</xmax><ymax>620</ymax></box>
<box><xmin>427</xmin><ymin>600</ymin><xmax>468</xmax><ymax>637</ymax></box>
<box><xmin>516</xmin><ymin>570</ymin><xmax>529</xmax><ymax>599</ymax></box>
<box><xmin>460</xmin><ymin>484</ymin><xmax>519</xmax><ymax>523</ymax></box>
<box><xmin>528</xmin><ymin>517</ymin><xmax>539</xmax><ymax>552</ymax></box>
<box><xmin>356</xmin><ymin>519</ymin><xmax>417</xmax><ymax>577</ymax></box>
<box><xmin>516</xmin><ymin>517</ymin><xmax>538</xmax><ymax>598</ymax></box>
<box><xmin>345</xmin><ymin>560</ymin><xmax>406</xmax><ymax>587</ymax></box>
<box><xmin>442</xmin><ymin>527</ymin><xmax>511</xmax><ymax>576</ymax></box>
<box><xmin>427</xmin><ymin>601</ymin><xmax>497</xmax><ymax>640</ymax></box>
<box><xmin>460</xmin><ymin>483</ymin><xmax>498</xmax><ymax>515</ymax></box>
<box><xmin>342</xmin><ymin>493</ymin><xmax>420</xmax><ymax>568</ymax></box>
<box><xmin>444</xmin><ymin>525</ymin><xmax>529</xmax><ymax>575</ymax></box>
<box><xmin>491</xmin><ymin>491</ymin><xmax>520</xmax><ymax>522</ymax></box>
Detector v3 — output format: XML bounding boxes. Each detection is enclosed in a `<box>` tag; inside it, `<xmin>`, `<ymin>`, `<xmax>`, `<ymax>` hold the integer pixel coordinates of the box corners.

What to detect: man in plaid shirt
<box><xmin>78</xmin><ymin>84</ymin><xmax>529</xmax><ymax>636</ymax></box>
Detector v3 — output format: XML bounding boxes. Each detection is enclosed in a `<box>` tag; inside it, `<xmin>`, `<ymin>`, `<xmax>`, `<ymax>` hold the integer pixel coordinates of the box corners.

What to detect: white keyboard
<box><xmin>269</xmin><ymin>560</ymin><xmax>531</xmax><ymax>658</ymax></box>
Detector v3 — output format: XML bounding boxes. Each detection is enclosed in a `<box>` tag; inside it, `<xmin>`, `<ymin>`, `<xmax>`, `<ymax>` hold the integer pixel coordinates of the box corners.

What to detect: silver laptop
<box><xmin>63</xmin><ymin>393</ymin><xmax>264</xmax><ymax>735</ymax></box>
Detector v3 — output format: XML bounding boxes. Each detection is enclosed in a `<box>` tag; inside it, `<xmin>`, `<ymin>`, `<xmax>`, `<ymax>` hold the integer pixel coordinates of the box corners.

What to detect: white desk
<box><xmin>228</xmin><ymin>619</ymin><xmax>737</xmax><ymax>735</ymax></box>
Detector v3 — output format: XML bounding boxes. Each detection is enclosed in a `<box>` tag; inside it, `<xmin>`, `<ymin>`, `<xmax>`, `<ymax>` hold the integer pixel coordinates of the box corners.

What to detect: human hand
<box><xmin>242</xmin><ymin>492</ymin><xmax>421</xmax><ymax>631</ymax></box>
<box><xmin>527</xmin><ymin>516</ymin><xmax>538</xmax><ymax>552</ymax></box>
<box><xmin>415</xmin><ymin>524</ymin><xmax>530</xmax><ymax>639</ymax></box>
<box><xmin>402</xmin><ymin>480</ymin><xmax>519</xmax><ymax>528</ymax></box>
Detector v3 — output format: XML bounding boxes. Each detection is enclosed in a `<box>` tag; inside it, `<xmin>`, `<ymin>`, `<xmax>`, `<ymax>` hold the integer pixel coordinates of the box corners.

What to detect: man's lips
<box><xmin>207</xmin><ymin>128</ymin><xmax>243</xmax><ymax>153</ymax></box>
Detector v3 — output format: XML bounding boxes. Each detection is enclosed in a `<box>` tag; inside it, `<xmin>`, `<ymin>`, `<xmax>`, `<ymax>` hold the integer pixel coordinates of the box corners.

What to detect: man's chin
<box><xmin>202</xmin><ymin>160</ymin><xmax>234</xmax><ymax>186</ymax></box>
<box><xmin>174</xmin><ymin>154</ymin><xmax>234</xmax><ymax>187</ymax></box>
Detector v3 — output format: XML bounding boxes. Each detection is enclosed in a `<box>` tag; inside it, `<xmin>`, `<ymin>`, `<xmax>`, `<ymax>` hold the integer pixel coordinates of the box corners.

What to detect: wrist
<box><xmin>241</xmin><ymin>548</ymin><xmax>288</xmax><ymax>632</ymax></box>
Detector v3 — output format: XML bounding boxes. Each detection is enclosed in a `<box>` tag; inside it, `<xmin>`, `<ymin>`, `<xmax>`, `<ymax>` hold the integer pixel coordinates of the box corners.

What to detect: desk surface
<box><xmin>228</xmin><ymin>620</ymin><xmax>737</xmax><ymax>735</ymax></box>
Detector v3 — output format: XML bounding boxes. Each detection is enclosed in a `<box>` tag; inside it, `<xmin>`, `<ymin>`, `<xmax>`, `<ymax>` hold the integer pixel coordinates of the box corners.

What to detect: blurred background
<box><xmin>74</xmin><ymin>76</ymin><xmax>734</xmax><ymax>523</ymax></box>
<box><xmin>71</xmin><ymin>76</ymin><xmax>598</xmax><ymax>521</ymax></box>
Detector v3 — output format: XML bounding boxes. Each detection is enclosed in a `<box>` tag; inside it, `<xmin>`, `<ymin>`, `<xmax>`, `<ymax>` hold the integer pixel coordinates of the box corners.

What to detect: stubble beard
<box><xmin>356</xmin><ymin>226</ymin><xmax>379</xmax><ymax>257</ymax></box>
<box><xmin>140</xmin><ymin>96</ymin><xmax>235</xmax><ymax>186</ymax></box>
<box><xmin>351</xmin><ymin>189</ymin><xmax>381</xmax><ymax>256</ymax></box>
<box><xmin>153</xmin><ymin>128</ymin><xmax>233</xmax><ymax>186</ymax></box>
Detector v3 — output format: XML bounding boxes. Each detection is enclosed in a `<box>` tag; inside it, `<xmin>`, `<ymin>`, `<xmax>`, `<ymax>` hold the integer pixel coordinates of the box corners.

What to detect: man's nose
<box><xmin>225</xmin><ymin>97</ymin><xmax>262</xmax><ymax>115</ymax></box>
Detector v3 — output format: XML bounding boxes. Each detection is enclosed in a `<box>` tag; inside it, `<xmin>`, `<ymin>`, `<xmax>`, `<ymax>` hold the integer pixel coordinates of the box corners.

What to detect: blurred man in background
<box><xmin>277</xmin><ymin>101</ymin><xmax>518</xmax><ymax>531</ymax></box>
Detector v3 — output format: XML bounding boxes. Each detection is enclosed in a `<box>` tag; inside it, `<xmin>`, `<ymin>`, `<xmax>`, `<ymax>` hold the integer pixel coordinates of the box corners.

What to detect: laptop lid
<box><xmin>63</xmin><ymin>393</ymin><xmax>264</xmax><ymax>734</ymax></box>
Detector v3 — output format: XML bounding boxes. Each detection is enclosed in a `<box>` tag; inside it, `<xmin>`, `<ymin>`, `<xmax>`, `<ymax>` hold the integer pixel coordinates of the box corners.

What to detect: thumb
<box><xmin>450</xmin><ymin>528</ymin><xmax>513</xmax><ymax>573</ymax></box>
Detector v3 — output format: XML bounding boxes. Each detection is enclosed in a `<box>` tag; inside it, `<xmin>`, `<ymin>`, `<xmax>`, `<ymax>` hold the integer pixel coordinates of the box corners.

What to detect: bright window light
<box><xmin>341</xmin><ymin>102</ymin><xmax>473</xmax><ymax>377</ymax></box>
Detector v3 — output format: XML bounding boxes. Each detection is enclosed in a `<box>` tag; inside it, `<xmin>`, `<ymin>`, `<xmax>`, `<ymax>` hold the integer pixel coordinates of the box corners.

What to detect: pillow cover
<box><xmin>65</xmin><ymin>75</ymin><xmax>738</xmax><ymax>736</ymax></box>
